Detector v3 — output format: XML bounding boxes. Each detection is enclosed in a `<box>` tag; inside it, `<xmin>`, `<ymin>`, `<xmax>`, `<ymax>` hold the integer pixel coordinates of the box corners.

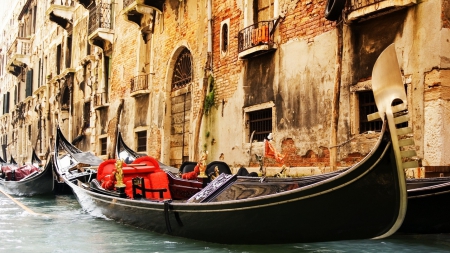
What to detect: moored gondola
<box><xmin>52</xmin><ymin>44</ymin><xmax>410</xmax><ymax>244</ymax></box>
<box><xmin>52</xmin><ymin>127</ymin><xmax>103</xmax><ymax>195</ymax></box>
<box><xmin>0</xmin><ymin>150</ymin><xmax>53</xmax><ymax>196</ymax></box>
<box><xmin>55</xmin><ymin>116</ymin><xmax>406</xmax><ymax>244</ymax></box>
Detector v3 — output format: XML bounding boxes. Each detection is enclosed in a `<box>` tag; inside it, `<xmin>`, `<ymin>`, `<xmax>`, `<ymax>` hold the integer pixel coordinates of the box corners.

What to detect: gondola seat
<box><xmin>97</xmin><ymin>157</ymin><xmax>172</xmax><ymax>199</ymax></box>
<box><xmin>179</xmin><ymin>161</ymin><xmax>197</xmax><ymax>174</ymax></box>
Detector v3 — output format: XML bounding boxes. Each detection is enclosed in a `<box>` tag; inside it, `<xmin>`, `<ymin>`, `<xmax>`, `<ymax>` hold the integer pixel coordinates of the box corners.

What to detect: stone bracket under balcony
<box><xmin>123</xmin><ymin>1</ymin><xmax>160</xmax><ymax>39</ymax></box>
<box><xmin>88</xmin><ymin>29</ymin><xmax>114</xmax><ymax>50</ymax></box>
<box><xmin>6</xmin><ymin>56</ymin><xmax>29</xmax><ymax>76</ymax></box>
<box><xmin>46</xmin><ymin>4</ymin><xmax>74</xmax><ymax>30</ymax></box>
<box><xmin>346</xmin><ymin>0</ymin><xmax>416</xmax><ymax>22</ymax></box>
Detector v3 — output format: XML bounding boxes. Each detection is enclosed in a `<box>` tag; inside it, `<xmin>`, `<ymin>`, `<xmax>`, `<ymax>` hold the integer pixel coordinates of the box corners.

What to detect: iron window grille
<box><xmin>248</xmin><ymin>108</ymin><xmax>272</xmax><ymax>142</ymax></box>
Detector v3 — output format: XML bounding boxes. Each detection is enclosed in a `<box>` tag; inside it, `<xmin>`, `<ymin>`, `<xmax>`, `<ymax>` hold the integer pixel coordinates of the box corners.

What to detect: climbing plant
<box><xmin>204</xmin><ymin>74</ymin><xmax>215</xmax><ymax>115</ymax></box>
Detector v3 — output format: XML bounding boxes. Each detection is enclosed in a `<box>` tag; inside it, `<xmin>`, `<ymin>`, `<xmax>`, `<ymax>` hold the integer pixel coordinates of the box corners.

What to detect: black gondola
<box><xmin>9</xmin><ymin>155</ymin><xmax>16</xmax><ymax>165</ymax></box>
<box><xmin>54</xmin><ymin>115</ymin><xmax>406</xmax><ymax>244</ymax></box>
<box><xmin>52</xmin><ymin>127</ymin><xmax>103</xmax><ymax>195</ymax></box>
<box><xmin>0</xmin><ymin>150</ymin><xmax>53</xmax><ymax>196</ymax></box>
<box><xmin>52</xmin><ymin>44</ymin><xmax>409</xmax><ymax>244</ymax></box>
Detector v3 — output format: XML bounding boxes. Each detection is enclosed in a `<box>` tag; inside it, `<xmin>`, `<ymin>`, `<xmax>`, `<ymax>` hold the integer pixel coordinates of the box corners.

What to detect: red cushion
<box><xmin>148</xmin><ymin>172</ymin><xmax>171</xmax><ymax>199</ymax></box>
<box><xmin>97</xmin><ymin>159</ymin><xmax>122</xmax><ymax>182</ymax></box>
<box><xmin>132</xmin><ymin>156</ymin><xmax>160</xmax><ymax>168</ymax></box>
<box><xmin>122</xmin><ymin>165</ymin><xmax>160</xmax><ymax>174</ymax></box>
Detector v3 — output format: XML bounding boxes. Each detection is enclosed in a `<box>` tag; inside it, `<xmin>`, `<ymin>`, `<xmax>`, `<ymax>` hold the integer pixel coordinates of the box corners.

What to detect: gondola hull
<box><xmin>0</xmin><ymin>160</ymin><xmax>54</xmax><ymax>196</ymax></box>
<box><xmin>398</xmin><ymin>179</ymin><xmax>450</xmax><ymax>234</ymax></box>
<box><xmin>64</xmin><ymin>130</ymin><xmax>405</xmax><ymax>244</ymax></box>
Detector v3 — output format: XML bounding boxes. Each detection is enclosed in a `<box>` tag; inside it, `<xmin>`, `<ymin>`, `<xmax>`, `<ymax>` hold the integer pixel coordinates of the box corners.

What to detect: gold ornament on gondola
<box><xmin>114</xmin><ymin>159</ymin><xmax>126</xmax><ymax>188</ymax></box>
<box><xmin>197</xmin><ymin>150</ymin><xmax>208</xmax><ymax>178</ymax></box>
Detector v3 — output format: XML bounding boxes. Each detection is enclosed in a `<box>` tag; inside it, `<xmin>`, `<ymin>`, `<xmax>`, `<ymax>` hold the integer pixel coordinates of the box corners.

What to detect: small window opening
<box><xmin>248</xmin><ymin>108</ymin><xmax>272</xmax><ymax>142</ymax></box>
<box><xmin>136</xmin><ymin>131</ymin><xmax>147</xmax><ymax>152</ymax></box>
<box><xmin>100</xmin><ymin>137</ymin><xmax>107</xmax><ymax>155</ymax></box>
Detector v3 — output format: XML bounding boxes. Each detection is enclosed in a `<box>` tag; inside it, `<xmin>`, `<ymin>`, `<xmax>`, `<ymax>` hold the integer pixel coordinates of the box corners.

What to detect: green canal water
<box><xmin>1</xmin><ymin>194</ymin><xmax>450</xmax><ymax>253</ymax></box>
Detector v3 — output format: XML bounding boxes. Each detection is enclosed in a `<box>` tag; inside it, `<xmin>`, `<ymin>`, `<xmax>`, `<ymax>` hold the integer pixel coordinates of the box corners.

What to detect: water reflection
<box><xmin>0</xmin><ymin>194</ymin><xmax>449</xmax><ymax>253</ymax></box>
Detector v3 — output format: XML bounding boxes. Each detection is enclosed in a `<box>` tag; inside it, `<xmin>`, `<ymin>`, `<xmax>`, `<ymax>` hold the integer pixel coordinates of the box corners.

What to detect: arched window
<box><xmin>171</xmin><ymin>48</ymin><xmax>192</xmax><ymax>91</ymax></box>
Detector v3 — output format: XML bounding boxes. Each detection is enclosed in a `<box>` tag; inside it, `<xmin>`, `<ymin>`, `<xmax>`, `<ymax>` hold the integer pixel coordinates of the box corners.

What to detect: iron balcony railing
<box><xmin>238</xmin><ymin>20</ymin><xmax>274</xmax><ymax>54</ymax></box>
<box><xmin>130</xmin><ymin>74</ymin><xmax>150</xmax><ymax>93</ymax></box>
<box><xmin>94</xmin><ymin>92</ymin><xmax>108</xmax><ymax>108</ymax></box>
<box><xmin>50</xmin><ymin>0</ymin><xmax>75</xmax><ymax>7</ymax></box>
<box><xmin>88</xmin><ymin>2</ymin><xmax>112</xmax><ymax>36</ymax></box>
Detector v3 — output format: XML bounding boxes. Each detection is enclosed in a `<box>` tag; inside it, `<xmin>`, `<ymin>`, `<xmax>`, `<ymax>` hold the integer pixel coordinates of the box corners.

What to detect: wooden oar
<box><xmin>0</xmin><ymin>188</ymin><xmax>50</xmax><ymax>217</ymax></box>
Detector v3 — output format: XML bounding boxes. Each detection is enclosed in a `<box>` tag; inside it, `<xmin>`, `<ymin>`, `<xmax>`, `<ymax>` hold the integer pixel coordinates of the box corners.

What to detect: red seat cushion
<box><xmin>97</xmin><ymin>159</ymin><xmax>118</xmax><ymax>182</ymax></box>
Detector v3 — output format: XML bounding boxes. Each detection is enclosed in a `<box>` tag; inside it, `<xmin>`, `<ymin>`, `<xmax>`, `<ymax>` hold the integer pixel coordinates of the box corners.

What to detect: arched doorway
<box><xmin>170</xmin><ymin>48</ymin><xmax>192</xmax><ymax>168</ymax></box>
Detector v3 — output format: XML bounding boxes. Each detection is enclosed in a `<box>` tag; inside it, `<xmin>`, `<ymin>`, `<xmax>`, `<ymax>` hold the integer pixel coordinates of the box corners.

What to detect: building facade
<box><xmin>0</xmin><ymin>0</ymin><xmax>449</xmax><ymax>177</ymax></box>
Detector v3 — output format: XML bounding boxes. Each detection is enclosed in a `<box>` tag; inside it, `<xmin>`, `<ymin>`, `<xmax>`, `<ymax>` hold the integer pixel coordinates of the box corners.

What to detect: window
<box><xmin>255</xmin><ymin>0</ymin><xmax>274</xmax><ymax>22</ymax></box>
<box><xmin>84</xmin><ymin>102</ymin><xmax>90</xmax><ymax>127</ymax></box>
<box><xmin>220</xmin><ymin>20</ymin><xmax>229</xmax><ymax>55</ymax></box>
<box><xmin>26</xmin><ymin>69</ymin><xmax>33</xmax><ymax>97</ymax></box>
<box><xmin>171</xmin><ymin>48</ymin><xmax>192</xmax><ymax>91</ymax></box>
<box><xmin>358</xmin><ymin>90</ymin><xmax>407</xmax><ymax>133</ymax></box>
<box><xmin>100</xmin><ymin>137</ymin><xmax>107</xmax><ymax>155</ymax></box>
<box><xmin>136</xmin><ymin>131</ymin><xmax>147</xmax><ymax>152</ymax></box>
<box><xmin>248</xmin><ymin>108</ymin><xmax>272</xmax><ymax>142</ymax></box>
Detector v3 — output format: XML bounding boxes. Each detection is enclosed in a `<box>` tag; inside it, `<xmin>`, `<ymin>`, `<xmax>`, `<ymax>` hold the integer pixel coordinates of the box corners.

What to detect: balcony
<box><xmin>88</xmin><ymin>2</ymin><xmax>114</xmax><ymax>50</ymax></box>
<box><xmin>130</xmin><ymin>74</ymin><xmax>150</xmax><ymax>97</ymax></box>
<box><xmin>6</xmin><ymin>37</ymin><xmax>31</xmax><ymax>76</ymax></box>
<box><xmin>93</xmin><ymin>92</ymin><xmax>109</xmax><ymax>110</ymax></box>
<box><xmin>46</xmin><ymin>0</ymin><xmax>75</xmax><ymax>30</ymax></box>
<box><xmin>238</xmin><ymin>21</ymin><xmax>276</xmax><ymax>59</ymax></box>
<box><xmin>345</xmin><ymin>0</ymin><xmax>416</xmax><ymax>22</ymax></box>
<box><xmin>123</xmin><ymin>0</ymin><xmax>163</xmax><ymax>37</ymax></box>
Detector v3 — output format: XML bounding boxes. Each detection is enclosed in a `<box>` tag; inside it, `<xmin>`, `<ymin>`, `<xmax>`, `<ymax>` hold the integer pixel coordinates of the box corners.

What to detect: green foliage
<box><xmin>204</xmin><ymin>75</ymin><xmax>215</xmax><ymax>115</ymax></box>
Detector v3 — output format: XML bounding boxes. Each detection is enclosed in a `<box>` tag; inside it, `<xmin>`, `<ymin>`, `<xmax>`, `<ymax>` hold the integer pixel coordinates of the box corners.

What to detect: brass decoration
<box><xmin>114</xmin><ymin>159</ymin><xmax>126</xmax><ymax>188</ymax></box>
<box><xmin>210</xmin><ymin>166</ymin><xmax>219</xmax><ymax>180</ymax></box>
<box><xmin>197</xmin><ymin>150</ymin><xmax>208</xmax><ymax>178</ymax></box>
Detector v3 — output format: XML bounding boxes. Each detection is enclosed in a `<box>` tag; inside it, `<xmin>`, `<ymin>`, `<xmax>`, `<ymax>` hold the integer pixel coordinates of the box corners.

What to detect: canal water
<box><xmin>1</xmin><ymin>193</ymin><xmax>450</xmax><ymax>253</ymax></box>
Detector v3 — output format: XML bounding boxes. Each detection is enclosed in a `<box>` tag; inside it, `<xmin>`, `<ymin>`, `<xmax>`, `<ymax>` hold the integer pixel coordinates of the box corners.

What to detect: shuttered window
<box><xmin>26</xmin><ymin>69</ymin><xmax>33</xmax><ymax>97</ymax></box>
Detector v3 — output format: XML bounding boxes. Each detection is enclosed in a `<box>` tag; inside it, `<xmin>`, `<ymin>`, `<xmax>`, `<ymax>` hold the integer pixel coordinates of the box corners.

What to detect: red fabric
<box><xmin>132</xmin><ymin>156</ymin><xmax>160</xmax><ymax>168</ymax></box>
<box><xmin>122</xmin><ymin>166</ymin><xmax>159</xmax><ymax>174</ymax></box>
<box><xmin>14</xmin><ymin>165</ymin><xmax>40</xmax><ymax>180</ymax></box>
<box><xmin>148</xmin><ymin>172</ymin><xmax>171</xmax><ymax>199</ymax></box>
<box><xmin>264</xmin><ymin>140</ymin><xmax>285</xmax><ymax>164</ymax></box>
<box><xmin>182</xmin><ymin>164</ymin><xmax>199</xmax><ymax>180</ymax></box>
<box><xmin>97</xmin><ymin>157</ymin><xmax>171</xmax><ymax>199</ymax></box>
<box><xmin>97</xmin><ymin>159</ymin><xmax>119</xmax><ymax>182</ymax></box>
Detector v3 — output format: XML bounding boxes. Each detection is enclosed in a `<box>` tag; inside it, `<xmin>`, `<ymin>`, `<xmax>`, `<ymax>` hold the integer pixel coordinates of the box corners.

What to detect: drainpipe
<box><xmin>208</xmin><ymin>0</ymin><xmax>212</xmax><ymax>57</ymax></box>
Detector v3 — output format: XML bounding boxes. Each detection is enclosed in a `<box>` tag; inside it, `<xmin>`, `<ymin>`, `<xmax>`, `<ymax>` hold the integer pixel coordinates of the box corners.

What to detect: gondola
<box><xmin>0</xmin><ymin>150</ymin><xmax>53</xmax><ymax>196</ymax></box>
<box><xmin>54</xmin><ymin>114</ymin><xmax>406</xmax><ymax>244</ymax></box>
<box><xmin>52</xmin><ymin>128</ymin><xmax>103</xmax><ymax>195</ymax></box>
<box><xmin>396</xmin><ymin>177</ymin><xmax>450</xmax><ymax>234</ymax></box>
<box><xmin>52</xmin><ymin>44</ymin><xmax>409</xmax><ymax>244</ymax></box>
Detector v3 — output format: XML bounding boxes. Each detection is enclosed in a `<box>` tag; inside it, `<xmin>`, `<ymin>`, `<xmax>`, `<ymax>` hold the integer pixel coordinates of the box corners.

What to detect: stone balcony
<box><xmin>130</xmin><ymin>74</ymin><xmax>151</xmax><ymax>97</ymax></box>
<box><xmin>93</xmin><ymin>92</ymin><xmax>109</xmax><ymax>110</ymax></box>
<box><xmin>238</xmin><ymin>20</ymin><xmax>276</xmax><ymax>60</ymax></box>
<box><xmin>88</xmin><ymin>2</ymin><xmax>114</xmax><ymax>50</ymax></box>
<box><xmin>46</xmin><ymin>0</ymin><xmax>75</xmax><ymax>30</ymax></box>
<box><xmin>345</xmin><ymin>0</ymin><xmax>416</xmax><ymax>22</ymax></box>
<box><xmin>6</xmin><ymin>37</ymin><xmax>31</xmax><ymax>76</ymax></box>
